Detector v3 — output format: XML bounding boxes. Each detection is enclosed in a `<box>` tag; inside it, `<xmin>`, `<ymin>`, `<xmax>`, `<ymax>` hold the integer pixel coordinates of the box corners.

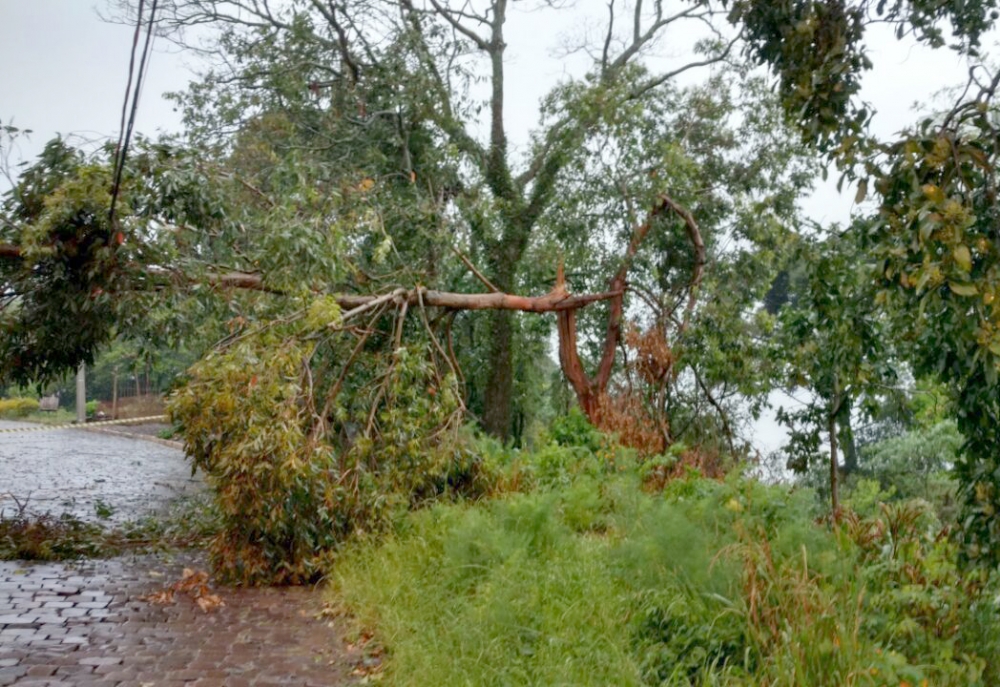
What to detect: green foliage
<box><xmin>726</xmin><ymin>0</ymin><xmax>1000</xmax><ymax>560</ymax></box>
<box><xmin>169</xmin><ymin>329</ymin><xmax>338</xmax><ymax>584</ymax></box>
<box><xmin>334</xmin><ymin>461</ymin><xmax>1000</xmax><ymax>686</ymax></box>
<box><xmin>0</xmin><ymin>397</ymin><xmax>39</xmax><ymax>418</ymax></box>
<box><xmin>0</xmin><ymin>144</ymin><xmax>124</xmax><ymax>383</ymax></box>
<box><xmin>799</xmin><ymin>420</ymin><xmax>962</xmax><ymax>521</ymax></box>
<box><xmin>729</xmin><ymin>0</ymin><xmax>996</xmax><ymax>155</ymax></box>
<box><xmin>861</xmin><ymin>421</ymin><xmax>961</xmax><ymax>507</ymax></box>
<box><xmin>727</xmin><ymin>0</ymin><xmax>871</xmax><ymax>154</ymax></box>
<box><xmin>548</xmin><ymin>406</ymin><xmax>604</xmax><ymax>452</ymax></box>
<box><xmin>168</xmin><ymin>309</ymin><xmax>478</xmax><ymax>585</ymax></box>
<box><xmin>775</xmin><ymin>229</ymin><xmax>899</xmax><ymax>499</ymax></box>
<box><xmin>864</xmin><ymin>102</ymin><xmax>1000</xmax><ymax>563</ymax></box>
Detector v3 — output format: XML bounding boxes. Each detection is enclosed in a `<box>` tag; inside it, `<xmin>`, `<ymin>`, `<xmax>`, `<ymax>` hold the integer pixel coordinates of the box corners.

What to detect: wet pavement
<box><xmin>0</xmin><ymin>552</ymin><xmax>362</xmax><ymax>686</ymax></box>
<box><xmin>0</xmin><ymin>421</ymin><xmax>202</xmax><ymax>524</ymax></box>
<box><xmin>0</xmin><ymin>423</ymin><xmax>363</xmax><ymax>686</ymax></box>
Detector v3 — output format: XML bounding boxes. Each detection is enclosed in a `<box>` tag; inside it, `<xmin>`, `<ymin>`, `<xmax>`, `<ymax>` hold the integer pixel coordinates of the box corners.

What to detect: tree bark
<box><xmin>483</xmin><ymin>308</ymin><xmax>514</xmax><ymax>440</ymax></box>
<box><xmin>829</xmin><ymin>376</ymin><xmax>842</xmax><ymax>519</ymax></box>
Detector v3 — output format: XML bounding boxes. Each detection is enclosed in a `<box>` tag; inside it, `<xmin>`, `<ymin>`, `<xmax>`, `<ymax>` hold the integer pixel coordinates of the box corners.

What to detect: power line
<box><xmin>109</xmin><ymin>0</ymin><xmax>159</xmax><ymax>227</ymax></box>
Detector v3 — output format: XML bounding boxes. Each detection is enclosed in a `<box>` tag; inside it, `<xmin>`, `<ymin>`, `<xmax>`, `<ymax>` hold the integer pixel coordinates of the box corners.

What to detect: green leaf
<box><xmin>949</xmin><ymin>281</ymin><xmax>978</xmax><ymax>296</ymax></box>
<box><xmin>854</xmin><ymin>178</ymin><xmax>868</xmax><ymax>204</ymax></box>
<box><xmin>953</xmin><ymin>245</ymin><xmax>972</xmax><ymax>273</ymax></box>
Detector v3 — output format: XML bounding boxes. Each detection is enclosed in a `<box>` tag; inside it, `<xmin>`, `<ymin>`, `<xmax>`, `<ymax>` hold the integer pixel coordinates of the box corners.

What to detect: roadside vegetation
<box><xmin>332</xmin><ymin>421</ymin><xmax>1000</xmax><ymax>686</ymax></box>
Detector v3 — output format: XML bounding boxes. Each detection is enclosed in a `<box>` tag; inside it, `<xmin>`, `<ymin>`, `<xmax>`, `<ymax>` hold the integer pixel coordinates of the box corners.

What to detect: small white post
<box><xmin>76</xmin><ymin>363</ymin><xmax>86</xmax><ymax>423</ymax></box>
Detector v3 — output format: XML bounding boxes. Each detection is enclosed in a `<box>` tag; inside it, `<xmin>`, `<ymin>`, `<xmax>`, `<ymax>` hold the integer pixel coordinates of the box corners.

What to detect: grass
<box><xmin>331</xmin><ymin>467</ymin><xmax>1000</xmax><ymax>686</ymax></box>
<box><xmin>7</xmin><ymin>409</ymin><xmax>78</xmax><ymax>425</ymax></box>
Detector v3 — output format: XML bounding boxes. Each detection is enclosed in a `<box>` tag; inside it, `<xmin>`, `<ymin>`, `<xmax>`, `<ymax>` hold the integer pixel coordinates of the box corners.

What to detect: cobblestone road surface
<box><xmin>0</xmin><ymin>421</ymin><xmax>202</xmax><ymax>524</ymax></box>
<box><xmin>0</xmin><ymin>552</ymin><xmax>362</xmax><ymax>686</ymax></box>
<box><xmin>0</xmin><ymin>424</ymin><xmax>363</xmax><ymax>686</ymax></box>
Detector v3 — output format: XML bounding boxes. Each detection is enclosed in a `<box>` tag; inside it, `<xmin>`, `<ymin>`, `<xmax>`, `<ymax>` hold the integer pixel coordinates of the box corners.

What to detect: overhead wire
<box><xmin>109</xmin><ymin>0</ymin><xmax>159</xmax><ymax>227</ymax></box>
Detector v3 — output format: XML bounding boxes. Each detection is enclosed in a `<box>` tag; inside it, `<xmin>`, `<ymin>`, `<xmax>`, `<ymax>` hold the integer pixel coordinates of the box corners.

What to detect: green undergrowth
<box><xmin>332</xmin><ymin>448</ymin><xmax>1000</xmax><ymax>686</ymax></box>
<box><xmin>23</xmin><ymin>409</ymin><xmax>78</xmax><ymax>425</ymax></box>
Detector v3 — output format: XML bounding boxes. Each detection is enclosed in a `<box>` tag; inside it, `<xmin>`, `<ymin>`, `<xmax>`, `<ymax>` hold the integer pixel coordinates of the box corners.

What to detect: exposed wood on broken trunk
<box><xmin>557</xmin><ymin>192</ymin><xmax>706</xmax><ymax>424</ymax></box>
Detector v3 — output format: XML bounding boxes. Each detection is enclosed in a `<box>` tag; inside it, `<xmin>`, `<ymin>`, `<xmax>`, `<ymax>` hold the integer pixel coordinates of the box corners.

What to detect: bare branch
<box><xmin>450</xmin><ymin>245</ymin><xmax>500</xmax><ymax>292</ymax></box>
<box><xmin>629</xmin><ymin>35</ymin><xmax>740</xmax><ymax>99</ymax></box>
<box><xmin>601</xmin><ymin>0</ymin><xmax>615</xmax><ymax>75</ymax></box>
<box><xmin>426</xmin><ymin>0</ymin><xmax>490</xmax><ymax>50</ymax></box>
<box><xmin>607</xmin><ymin>3</ymin><xmax>703</xmax><ymax>75</ymax></box>
<box><xmin>337</xmin><ymin>284</ymin><xmax>621</xmax><ymax>313</ymax></box>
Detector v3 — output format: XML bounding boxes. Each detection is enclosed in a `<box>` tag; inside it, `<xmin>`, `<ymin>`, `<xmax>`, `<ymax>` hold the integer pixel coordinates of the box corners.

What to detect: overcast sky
<box><xmin>0</xmin><ymin>1</ymin><xmax>978</xmax><ymax>220</ymax></box>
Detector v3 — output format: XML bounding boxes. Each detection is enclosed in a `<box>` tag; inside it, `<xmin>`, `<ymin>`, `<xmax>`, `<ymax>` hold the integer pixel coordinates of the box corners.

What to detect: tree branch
<box><xmin>425</xmin><ymin>0</ymin><xmax>490</xmax><ymax>50</ymax></box>
<box><xmin>0</xmin><ymin>243</ymin><xmax>618</xmax><ymax>313</ymax></box>
<box><xmin>399</xmin><ymin>0</ymin><xmax>486</xmax><ymax>165</ymax></box>
<box><xmin>451</xmin><ymin>245</ymin><xmax>500</xmax><ymax>292</ymax></box>
<box><xmin>628</xmin><ymin>35</ymin><xmax>740</xmax><ymax>99</ymax></box>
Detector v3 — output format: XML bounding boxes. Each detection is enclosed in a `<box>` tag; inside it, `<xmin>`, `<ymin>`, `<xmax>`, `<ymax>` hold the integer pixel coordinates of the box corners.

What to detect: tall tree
<box><xmin>775</xmin><ymin>228</ymin><xmax>900</xmax><ymax>514</ymax></box>
<box><xmin>142</xmin><ymin>0</ymin><xmax>740</xmax><ymax>439</ymax></box>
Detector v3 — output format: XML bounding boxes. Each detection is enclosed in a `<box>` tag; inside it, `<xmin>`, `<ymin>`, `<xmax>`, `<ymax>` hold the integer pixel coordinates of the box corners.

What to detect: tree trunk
<box><xmin>838</xmin><ymin>408</ymin><xmax>859</xmax><ymax>474</ymax></box>
<box><xmin>482</xmin><ymin>309</ymin><xmax>515</xmax><ymax>440</ymax></box>
<box><xmin>829</xmin><ymin>410</ymin><xmax>839</xmax><ymax>517</ymax></box>
<box><xmin>481</xmin><ymin>234</ymin><xmax>518</xmax><ymax>444</ymax></box>
<box><xmin>829</xmin><ymin>379</ymin><xmax>841</xmax><ymax>519</ymax></box>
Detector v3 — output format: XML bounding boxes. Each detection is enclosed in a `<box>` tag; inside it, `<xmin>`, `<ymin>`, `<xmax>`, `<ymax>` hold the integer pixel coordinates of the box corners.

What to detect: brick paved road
<box><xmin>0</xmin><ymin>552</ymin><xmax>362</xmax><ymax>686</ymax></box>
<box><xmin>0</xmin><ymin>424</ymin><xmax>364</xmax><ymax>686</ymax></box>
<box><xmin>0</xmin><ymin>421</ymin><xmax>202</xmax><ymax>524</ymax></box>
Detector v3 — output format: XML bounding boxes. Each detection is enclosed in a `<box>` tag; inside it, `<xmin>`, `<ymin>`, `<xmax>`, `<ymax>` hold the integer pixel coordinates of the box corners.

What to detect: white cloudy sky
<box><xmin>0</xmin><ymin>0</ymin><xmax>978</xmax><ymax>220</ymax></box>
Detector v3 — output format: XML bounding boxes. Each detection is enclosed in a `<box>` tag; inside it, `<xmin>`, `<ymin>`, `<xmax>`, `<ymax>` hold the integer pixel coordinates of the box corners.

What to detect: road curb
<box><xmin>81</xmin><ymin>425</ymin><xmax>185</xmax><ymax>451</ymax></box>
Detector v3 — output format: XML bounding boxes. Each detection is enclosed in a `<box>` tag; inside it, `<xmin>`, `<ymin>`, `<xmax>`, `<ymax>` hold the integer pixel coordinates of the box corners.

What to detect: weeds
<box><xmin>332</xmin><ymin>462</ymin><xmax>1000</xmax><ymax>686</ymax></box>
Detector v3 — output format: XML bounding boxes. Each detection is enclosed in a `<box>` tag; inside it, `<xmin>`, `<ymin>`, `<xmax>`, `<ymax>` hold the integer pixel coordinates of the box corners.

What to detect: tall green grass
<box><xmin>332</xmin><ymin>459</ymin><xmax>999</xmax><ymax>686</ymax></box>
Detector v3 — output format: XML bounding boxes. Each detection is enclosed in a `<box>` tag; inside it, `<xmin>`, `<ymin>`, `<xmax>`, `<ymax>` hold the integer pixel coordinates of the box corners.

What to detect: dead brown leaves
<box><xmin>142</xmin><ymin>568</ymin><xmax>225</xmax><ymax>613</ymax></box>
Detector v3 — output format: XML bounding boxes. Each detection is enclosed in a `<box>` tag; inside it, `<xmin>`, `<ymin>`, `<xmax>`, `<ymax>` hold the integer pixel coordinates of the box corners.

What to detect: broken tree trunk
<box><xmin>0</xmin><ymin>243</ymin><xmax>619</xmax><ymax>313</ymax></box>
<box><xmin>556</xmin><ymin>193</ymin><xmax>705</xmax><ymax>425</ymax></box>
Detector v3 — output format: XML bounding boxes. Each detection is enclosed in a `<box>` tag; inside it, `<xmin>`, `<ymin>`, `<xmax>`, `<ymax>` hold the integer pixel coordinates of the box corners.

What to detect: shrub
<box><xmin>169</xmin><ymin>317</ymin><xmax>477</xmax><ymax>585</ymax></box>
<box><xmin>548</xmin><ymin>406</ymin><xmax>604</xmax><ymax>451</ymax></box>
<box><xmin>0</xmin><ymin>397</ymin><xmax>40</xmax><ymax>418</ymax></box>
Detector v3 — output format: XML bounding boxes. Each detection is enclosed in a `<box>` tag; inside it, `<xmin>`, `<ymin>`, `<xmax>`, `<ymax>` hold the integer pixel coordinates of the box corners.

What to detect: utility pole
<box><xmin>76</xmin><ymin>363</ymin><xmax>86</xmax><ymax>423</ymax></box>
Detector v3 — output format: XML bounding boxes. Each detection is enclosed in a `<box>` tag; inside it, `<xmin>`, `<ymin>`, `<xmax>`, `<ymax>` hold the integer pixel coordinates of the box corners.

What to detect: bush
<box><xmin>169</xmin><ymin>320</ymin><xmax>478</xmax><ymax>585</ymax></box>
<box><xmin>0</xmin><ymin>397</ymin><xmax>40</xmax><ymax>418</ymax></box>
<box><xmin>549</xmin><ymin>406</ymin><xmax>604</xmax><ymax>452</ymax></box>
